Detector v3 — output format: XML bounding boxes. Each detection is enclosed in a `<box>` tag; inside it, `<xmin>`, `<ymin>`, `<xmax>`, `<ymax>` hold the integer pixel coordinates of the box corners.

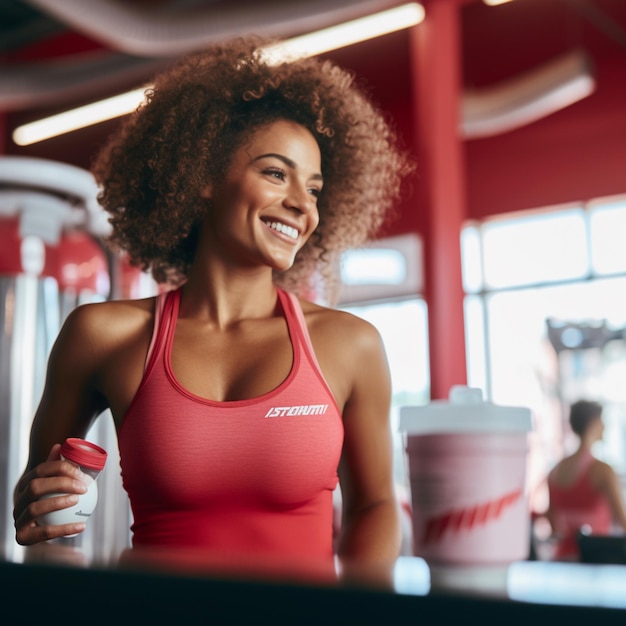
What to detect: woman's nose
<box><xmin>285</xmin><ymin>184</ymin><xmax>316</xmax><ymax>214</ymax></box>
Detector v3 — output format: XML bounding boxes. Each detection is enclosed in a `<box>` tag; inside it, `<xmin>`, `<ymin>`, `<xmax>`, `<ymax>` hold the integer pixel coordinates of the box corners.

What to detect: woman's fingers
<box><xmin>16</xmin><ymin>460</ymin><xmax>87</xmax><ymax>500</ymax></box>
<box><xmin>14</xmin><ymin>490</ymin><xmax>87</xmax><ymax>545</ymax></box>
<box><xmin>13</xmin><ymin>450</ymin><xmax>89</xmax><ymax>545</ymax></box>
<box><xmin>15</xmin><ymin>516</ymin><xmax>86</xmax><ymax>545</ymax></box>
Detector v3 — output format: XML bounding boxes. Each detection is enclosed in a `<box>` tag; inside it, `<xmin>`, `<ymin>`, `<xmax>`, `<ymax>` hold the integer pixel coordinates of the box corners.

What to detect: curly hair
<box><xmin>92</xmin><ymin>35</ymin><xmax>413</xmax><ymax>302</ymax></box>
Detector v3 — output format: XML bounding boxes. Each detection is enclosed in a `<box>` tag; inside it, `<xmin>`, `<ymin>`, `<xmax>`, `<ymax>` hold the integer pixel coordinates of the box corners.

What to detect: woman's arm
<box><xmin>13</xmin><ymin>303</ymin><xmax>112</xmax><ymax>545</ymax></box>
<box><xmin>332</xmin><ymin>316</ymin><xmax>401</xmax><ymax>588</ymax></box>
<box><xmin>596</xmin><ymin>462</ymin><xmax>626</xmax><ymax>529</ymax></box>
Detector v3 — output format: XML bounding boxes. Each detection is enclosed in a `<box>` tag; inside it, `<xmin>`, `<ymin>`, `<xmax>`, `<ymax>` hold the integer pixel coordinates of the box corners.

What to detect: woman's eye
<box><xmin>264</xmin><ymin>168</ymin><xmax>286</xmax><ymax>181</ymax></box>
<box><xmin>309</xmin><ymin>188</ymin><xmax>321</xmax><ymax>200</ymax></box>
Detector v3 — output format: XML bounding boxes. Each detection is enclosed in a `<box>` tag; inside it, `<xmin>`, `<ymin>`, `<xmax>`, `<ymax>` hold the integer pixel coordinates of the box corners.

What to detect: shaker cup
<box><xmin>400</xmin><ymin>386</ymin><xmax>532</xmax><ymax>565</ymax></box>
<box><xmin>37</xmin><ymin>437</ymin><xmax>108</xmax><ymax>535</ymax></box>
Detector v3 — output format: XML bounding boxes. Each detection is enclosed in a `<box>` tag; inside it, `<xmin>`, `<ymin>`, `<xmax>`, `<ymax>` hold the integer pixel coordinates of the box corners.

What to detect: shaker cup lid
<box><xmin>399</xmin><ymin>385</ymin><xmax>532</xmax><ymax>434</ymax></box>
<box><xmin>61</xmin><ymin>438</ymin><xmax>108</xmax><ymax>471</ymax></box>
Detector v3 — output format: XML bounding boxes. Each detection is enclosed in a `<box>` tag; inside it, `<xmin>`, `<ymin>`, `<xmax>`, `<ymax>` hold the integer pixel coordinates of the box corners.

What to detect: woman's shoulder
<box><xmin>548</xmin><ymin>454</ymin><xmax>581</xmax><ymax>487</ymax></box>
<box><xmin>299</xmin><ymin>298</ymin><xmax>380</xmax><ymax>333</ymax></box>
<box><xmin>67</xmin><ymin>295</ymin><xmax>155</xmax><ymax>322</ymax></box>
<box><xmin>547</xmin><ymin>460</ymin><xmax>565</xmax><ymax>485</ymax></box>
<box><xmin>295</xmin><ymin>297</ymin><xmax>389</xmax><ymax>407</ymax></box>
<box><xmin>297</xmin><ymin>297</ymin><xmax>385</xmax><ymax>356</ymax></box>
<box><xmin>588</xmin><ymin>457</ymin><xmax>618</xmax><ymax>485</ymax></box>
<box><xmin>60</xmin><ymin>296</ymin><xmax>157</xmax><ymax>347</ymax></box>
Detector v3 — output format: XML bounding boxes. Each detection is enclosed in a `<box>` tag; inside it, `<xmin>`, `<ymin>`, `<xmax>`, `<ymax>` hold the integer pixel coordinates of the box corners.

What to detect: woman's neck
<box><xmin>576</xmin><ymin>440</ymin><xmax>595</xmax><ymax>457</ymax></box>
<box><xmin>179</xmin><ymin>265</ymin><xmax>279</xmax><ymax>328</ymax></box>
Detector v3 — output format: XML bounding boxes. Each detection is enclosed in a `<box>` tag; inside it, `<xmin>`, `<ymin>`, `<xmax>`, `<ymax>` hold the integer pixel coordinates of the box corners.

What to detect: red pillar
<box><xmin>410</xmin><ymin>0</ymin><xmax>468</xmax><ymax>399</ymax></box>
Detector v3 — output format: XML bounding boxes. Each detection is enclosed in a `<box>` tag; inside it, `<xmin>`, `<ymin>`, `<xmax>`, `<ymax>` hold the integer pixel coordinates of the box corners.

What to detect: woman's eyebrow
<box><xmin>253</xmin><ymin>153</ymin><xmax>323</xmax><ymax>181</ymax></box>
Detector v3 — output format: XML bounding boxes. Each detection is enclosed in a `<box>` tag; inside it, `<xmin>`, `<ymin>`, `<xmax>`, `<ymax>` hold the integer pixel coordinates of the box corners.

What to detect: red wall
<box><xmin>465</xmin><ymin>54</ymin><xmax>626</xmax><ymax>219</ymax></box>
<box><xmin>331</xmin><ymin>1</ymin><xmax>626</xmax><ymax>237</ymax></box>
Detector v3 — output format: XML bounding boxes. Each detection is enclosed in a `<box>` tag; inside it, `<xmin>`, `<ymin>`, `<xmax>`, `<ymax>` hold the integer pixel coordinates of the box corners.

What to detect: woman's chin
<box><xmin>269</xmin><ymin>256</ymin><xmax>297</xmax><ymax>273</ymax></box>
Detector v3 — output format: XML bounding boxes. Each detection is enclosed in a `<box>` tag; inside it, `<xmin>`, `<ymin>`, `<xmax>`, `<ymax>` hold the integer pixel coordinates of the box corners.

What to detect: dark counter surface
<box><xmin>3</xmin><ymin>547</ymin><xmax>626</xmax><ymax>625</ymax></box>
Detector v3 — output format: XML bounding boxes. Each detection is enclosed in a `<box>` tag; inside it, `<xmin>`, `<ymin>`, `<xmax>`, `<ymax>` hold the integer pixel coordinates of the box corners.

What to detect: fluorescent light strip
<box><xmin>261</xmin><ymin>3</ymin><xmax>425</xmax><ymax>64</ymax></box>
<box><xmin>13</xmin><ymin>87</ymin><xmax>148</xmax><ymax>146</ymax></box>
<box><xmin>482</xmin><ymin>0</ymin><xmax>516</xmax><ymax>6</ymax></box>
<box><xmin>12</xmin><ymin>2</ymin><xmax>424</xmax><ymax>146</ymax></box>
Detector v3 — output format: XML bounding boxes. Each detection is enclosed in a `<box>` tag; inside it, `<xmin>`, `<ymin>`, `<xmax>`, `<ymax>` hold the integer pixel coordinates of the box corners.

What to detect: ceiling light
<box><xmin>12</xmin><ymin>3</ymin><xmax>424</xmax><ymax>146</ymax></box>
<box><xmin>482</xmin><ymin>0</ymin><xmax>516</xmax><ymax>6</ymax></box>
<box><xmin>261</xmin><ymin>3</ymin><xmax>425</xmax><ymax>64</ymax></box>
<box><xmin>12</xmin><ymin>87</ymin><xmax>147</xmax><ymax>146</ymax></box>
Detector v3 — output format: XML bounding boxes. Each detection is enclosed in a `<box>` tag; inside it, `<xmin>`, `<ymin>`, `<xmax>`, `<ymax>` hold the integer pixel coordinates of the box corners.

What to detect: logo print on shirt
<box><xmin>264</xmin><ymin>404</ymin><xmax>329</xmax><ymax>418</ymax></box>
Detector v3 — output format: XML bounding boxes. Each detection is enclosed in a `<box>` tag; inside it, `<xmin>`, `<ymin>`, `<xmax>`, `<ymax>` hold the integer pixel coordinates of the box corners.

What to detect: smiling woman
<box><xmin>91</xmin><ymin>35</ymin><xmax>412</xmax><ymax>302</ymax></box>
<box><xmin>12</xmin><ymin>35</ymin><xmax>414</xmax><ymax>587</ymax></box>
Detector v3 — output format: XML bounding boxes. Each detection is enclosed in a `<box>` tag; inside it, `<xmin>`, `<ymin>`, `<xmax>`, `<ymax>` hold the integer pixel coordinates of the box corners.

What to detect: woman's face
<box><xmin>589</xmin><ymin>415</ymin><xmax>605</xmax><ymax>441</ymax></box>
<box><xmin>201</xmin><ymin>119</ymin><xmax>322</xmax><ymax>273</ymax></box>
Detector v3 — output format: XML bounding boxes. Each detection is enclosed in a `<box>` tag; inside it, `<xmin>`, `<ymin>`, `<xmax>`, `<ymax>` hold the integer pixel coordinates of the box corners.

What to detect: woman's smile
<box><xmin>261</xmin><ymin>218</ymin><xmax>300</xmax><ymax>242</ymax></box>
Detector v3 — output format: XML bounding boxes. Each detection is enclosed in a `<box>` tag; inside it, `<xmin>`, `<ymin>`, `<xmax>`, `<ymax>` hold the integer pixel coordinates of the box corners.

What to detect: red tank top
<box><xmin>118</xmin><ymin>287</ymin><xmax>343</xmax><ymax>564</ymax></box>
<box><xmin>548</xmin><ymin>451</ymin><xmax>613</xmax><ymax>559</ymax></box>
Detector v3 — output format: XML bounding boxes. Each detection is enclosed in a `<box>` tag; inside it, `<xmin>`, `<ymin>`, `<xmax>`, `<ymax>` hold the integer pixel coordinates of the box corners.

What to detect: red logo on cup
<box><xmin>421</xmin><ymin>488</ymin><xmax>522</xmax><ymax>545</ymax></box>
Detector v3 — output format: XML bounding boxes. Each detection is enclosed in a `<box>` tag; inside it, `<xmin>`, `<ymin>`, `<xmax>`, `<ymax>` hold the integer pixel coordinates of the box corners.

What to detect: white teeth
<box><xmin>267</xmin><ymin>221</ymin><xmax>298</xmax><ymax>240</ymax></box>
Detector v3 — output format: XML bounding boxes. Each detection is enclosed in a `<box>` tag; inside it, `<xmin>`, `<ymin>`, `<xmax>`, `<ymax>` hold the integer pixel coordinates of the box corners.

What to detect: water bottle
<box><xmin>37</xmin><ymin>438</ymin><xmax>108</xmax><ymax>536</ymax></box>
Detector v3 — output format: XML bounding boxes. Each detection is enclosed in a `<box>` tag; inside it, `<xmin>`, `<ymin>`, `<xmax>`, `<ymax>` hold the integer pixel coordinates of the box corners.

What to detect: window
<box><xmin>461</xmin><ymin>196</ymin><xmax>626</xmax><ymax>508</ymax></box>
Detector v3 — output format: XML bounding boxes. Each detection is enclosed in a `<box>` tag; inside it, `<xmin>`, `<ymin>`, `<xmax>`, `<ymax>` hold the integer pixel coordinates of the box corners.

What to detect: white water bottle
<box><xmin>37</xmin><ymin>438</ymin><xmax>108</xmax><ymax>536</ymax></box>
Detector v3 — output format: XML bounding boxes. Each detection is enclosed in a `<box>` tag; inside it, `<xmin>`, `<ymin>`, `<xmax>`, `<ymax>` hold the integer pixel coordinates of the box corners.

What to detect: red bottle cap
<box><xmin>61</xmin><ymin>438</ymin><xmax>107</xmax><ymax>471</ymax></box>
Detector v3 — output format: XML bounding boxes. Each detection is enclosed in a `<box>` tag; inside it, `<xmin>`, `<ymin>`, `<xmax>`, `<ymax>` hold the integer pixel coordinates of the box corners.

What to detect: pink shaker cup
<box><xmin>400</xmin><ymin>386</ymin><xmax>532</xmax><ymax>565</ymax></box>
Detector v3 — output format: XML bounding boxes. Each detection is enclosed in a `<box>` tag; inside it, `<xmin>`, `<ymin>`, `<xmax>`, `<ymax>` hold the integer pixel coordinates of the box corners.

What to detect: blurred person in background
<box><xmin>545</xmin><ymin>399</ymin><xmax>626</xmax><ymax>560</ymax></box>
